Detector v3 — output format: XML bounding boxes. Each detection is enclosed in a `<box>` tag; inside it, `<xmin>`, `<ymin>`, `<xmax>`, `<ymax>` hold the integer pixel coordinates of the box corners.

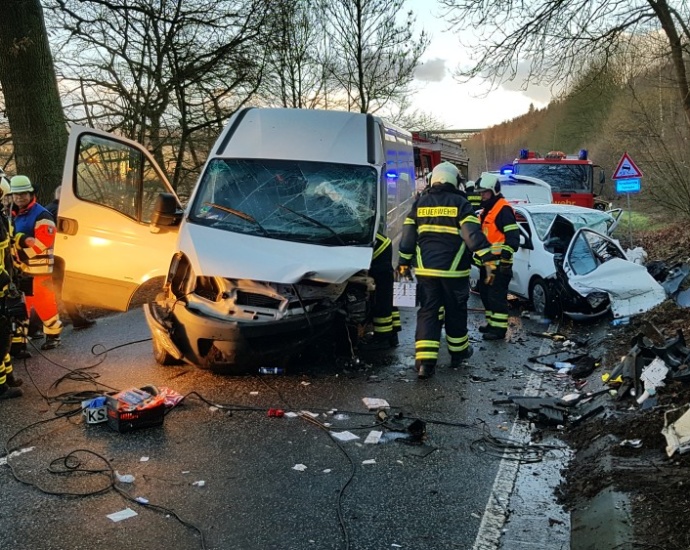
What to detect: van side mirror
<box><xmin>599</xmin><ymin>170</ymin><xmax>605</xmax><ymax>184</ymax></box>
<box><xmin>519</xmin><ymin>233</ymin><xmax>533</xmax><ymax>250</ymax></box>
<box><xmin>151</xmin><ymin>192</ymin><xmax>182</xmax><ymax>228</ymax></box>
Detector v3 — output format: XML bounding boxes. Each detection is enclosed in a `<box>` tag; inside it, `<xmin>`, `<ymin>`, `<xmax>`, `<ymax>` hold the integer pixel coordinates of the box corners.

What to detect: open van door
<box><xmin>55</xmin><ymin>125</ymin><xmax>182</xmax><ymax>311</ymax></box>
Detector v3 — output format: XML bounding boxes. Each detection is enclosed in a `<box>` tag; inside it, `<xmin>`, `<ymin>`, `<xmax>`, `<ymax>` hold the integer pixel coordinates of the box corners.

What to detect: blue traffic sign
<box><xmin>616</xmin><ymin>178</ymin><xmax>641</xmax><ymax>193</ymax></box>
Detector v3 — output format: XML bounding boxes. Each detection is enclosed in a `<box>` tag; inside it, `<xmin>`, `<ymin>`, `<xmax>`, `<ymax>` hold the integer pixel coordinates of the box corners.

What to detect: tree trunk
<box><xmin>0</xmin><ymin>0</ymin><xmax>67</xmax><ymax>203</ymax></box>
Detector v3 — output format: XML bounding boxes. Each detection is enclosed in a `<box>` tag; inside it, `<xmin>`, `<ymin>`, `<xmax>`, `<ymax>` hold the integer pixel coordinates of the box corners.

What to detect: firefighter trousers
<box><xmin>24</xmin><ymin>274</ymin><xmax>62</xmax><ymax>337</ymax></box>
<box><xmin>415</xmin><ymin>276</ymin><xmax>470</xmax><ymax>366</ymax></box>
<box><xmin>370</xmin><ymin>244</ymin><xmax>400</xmax><ymax>338</ymax></box>
<box><xmin>478</xmin><ymin>266</ymin><xmax>512</xmax><ymax>335</ymax></box>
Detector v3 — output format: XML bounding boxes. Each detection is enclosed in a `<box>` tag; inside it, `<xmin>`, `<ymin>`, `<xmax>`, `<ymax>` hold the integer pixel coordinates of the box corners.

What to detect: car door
<box><xmin>562</xmin><ymin>228</ymin><xmax>666</xmax><ymax>318</ymax></box>
<box><xmin>56</xmin><ymin>125</ymin><xmax>182</xmax><ymax>311</ymax></box>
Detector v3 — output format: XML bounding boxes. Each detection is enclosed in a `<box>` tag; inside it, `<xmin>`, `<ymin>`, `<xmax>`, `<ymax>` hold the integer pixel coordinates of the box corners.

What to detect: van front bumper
<box><xmin>145</xmin><ymin>301</ymin><xmax>337</xmax><ymax>373</ymax></box>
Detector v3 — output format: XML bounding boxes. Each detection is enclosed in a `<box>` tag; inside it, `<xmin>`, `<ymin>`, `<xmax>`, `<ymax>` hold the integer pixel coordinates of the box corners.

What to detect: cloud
<box><xmin>498</xmin><ymin>61</ymin><xmax>558</xmax><ymax>103</ymax></box>
<box><xmin>414</xmin><ymin>58</ymin><xmax>447</xmax><ymax>82</ymax></box>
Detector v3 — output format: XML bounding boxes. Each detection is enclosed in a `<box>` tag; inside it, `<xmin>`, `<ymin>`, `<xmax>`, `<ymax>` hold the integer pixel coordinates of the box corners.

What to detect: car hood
<box><xmin>568</xmin><ymin>258</ymin><xmax>667</xmax><ymax>318</ymax></box>
<box><xmin>178</xmin><ymin>222</ymin><xmax>373</xmax><ymax>284</ymax></box>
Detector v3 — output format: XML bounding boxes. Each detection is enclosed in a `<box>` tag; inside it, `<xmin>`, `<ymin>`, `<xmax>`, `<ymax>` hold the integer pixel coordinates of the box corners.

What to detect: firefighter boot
<box><xmin>483</xmin><ymin>327</ymin><xmax>506</xmax><ymax>341</ymax></box>
<box><xmin>477</xmin><ymin>325</ymin><xmax>491</xmax><ymax>333</ymax></box>
<box><xmin>0</xmin><ymin>383</ymin><xmax>22</xmax><ymax>399</ymax></box>
<box><xmin>450</xmin><ymin>346</ymin><xmax>474</xmax><ymax>368</ymax></box>
<box><xmin>6</xmin><ymin>372</ymin><xmax>23</xmax><ymax>387</ymax></box>
<box><xmin>41</xmin><ymin>335</ymin><xmax>62</xmax><ymax>350</ymax></box>
<box><xmin>415</xmin><ymin>360</ymin><xmax>436</xmax><ymax>380</ymax></box>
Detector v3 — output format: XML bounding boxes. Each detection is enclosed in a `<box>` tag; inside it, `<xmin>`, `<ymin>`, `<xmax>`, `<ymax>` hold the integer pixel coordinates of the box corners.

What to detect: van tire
<box><xmin>152</xmin><ymin>333</ymin><xmax>181</xmax><ymax>366</ymax></box>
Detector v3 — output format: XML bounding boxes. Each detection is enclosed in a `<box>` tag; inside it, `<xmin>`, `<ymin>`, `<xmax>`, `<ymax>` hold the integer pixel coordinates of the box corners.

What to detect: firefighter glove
<box><xmin>397</xmin><ymin>264</ymin><xmax>413</xmax><ymax>281</ymax></box>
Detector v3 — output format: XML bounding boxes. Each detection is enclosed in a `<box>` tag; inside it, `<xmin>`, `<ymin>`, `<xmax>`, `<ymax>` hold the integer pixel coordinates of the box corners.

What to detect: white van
<box><xmin>55</xmin><ymin>108</ymin><xmax>415</xmax><ymax>372</ymax></box>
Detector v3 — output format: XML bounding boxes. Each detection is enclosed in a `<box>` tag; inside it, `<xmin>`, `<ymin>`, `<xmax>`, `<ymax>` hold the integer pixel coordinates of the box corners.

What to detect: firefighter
<box><xmin>9</xmin><ymin>175</ymin><xmax>63</xmax><ymax>350</ymax></box>
<box><xmin>397</xmin><ymin>162</ymin><xmax>496</xmax><ymax>379</ymax></box>
<box><xmin>0</xmin><ymin>174</ymin><xmax>23</xmax><ymax>398</ymax></box>
<box><xmin>474</xmin><ymin>173</ymin><xmax>520</xmax><ymax>340</ymax></box>
<box><xmin>465</xmin><ymin>180</ymin><xmax>482</xmax><ymax>210</ymax></box>
<box><xmin>360</xmin><ymin>232</ymin><xmax>400</xmax><ymax>350</ymax></box>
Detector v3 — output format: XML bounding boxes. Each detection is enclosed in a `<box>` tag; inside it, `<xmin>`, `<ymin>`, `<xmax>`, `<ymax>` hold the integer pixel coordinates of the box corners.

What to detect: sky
<box><xmin>406</xmin><ymin>0</ymin><xmax>553</xmax><ymax>130</ymax></box>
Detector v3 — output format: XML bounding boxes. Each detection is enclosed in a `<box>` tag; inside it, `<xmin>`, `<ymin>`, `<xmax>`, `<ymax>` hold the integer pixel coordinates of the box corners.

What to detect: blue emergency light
<box><xmin>385</xmin><ymin>171</ymin><xmax>398</xmax><ymax>179</ymax></box>
<box><xmin>499</xmin><ymin>164</ymin><xmax>514</xmax><ymax>175</ymax></box>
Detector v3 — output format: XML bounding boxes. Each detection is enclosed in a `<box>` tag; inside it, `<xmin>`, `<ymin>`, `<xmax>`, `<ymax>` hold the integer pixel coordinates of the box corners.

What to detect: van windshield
<box><xmin>189</xmin><ymin>159</ymin><xmax>378</xmax><ymax>246</ymax></box>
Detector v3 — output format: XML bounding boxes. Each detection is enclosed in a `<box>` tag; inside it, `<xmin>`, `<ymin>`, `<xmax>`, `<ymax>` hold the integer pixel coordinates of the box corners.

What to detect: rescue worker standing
<box><xmin>474</xmin><ymin>173</ymin><xmax>520</xmax><ymax>340</ymax></box>
<box><xmin>360</xmin><ymin>232</ymin><xmax>400</xmax><ymax>350</ymax></box>
<box><xmin>10</xmin><ymin>176</ymin><xmax>63</xmax><ymax>350</ymax></box>
<box><xmin>0</xmin><ymin>175</ymin><xmax>23</xmax><ymax>398</ymax></box>
<box><xmin>397</xmin><ymin>162</ymin><xmax>496</xmax><ymax>379</ymax></box>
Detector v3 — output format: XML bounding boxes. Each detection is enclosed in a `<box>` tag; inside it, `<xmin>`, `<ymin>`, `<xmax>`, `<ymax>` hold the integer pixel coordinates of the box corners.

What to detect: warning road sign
<box><xmin>613</xmin><ymin>152</ymin><xmax>643</xmax><ymax>179</ymax></box>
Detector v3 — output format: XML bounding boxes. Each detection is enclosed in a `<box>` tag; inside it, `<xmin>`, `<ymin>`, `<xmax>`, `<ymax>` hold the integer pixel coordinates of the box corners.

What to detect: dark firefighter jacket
<box><xmin>475</xmin><ymin>194</ymin><xmax>520</xmax><ymax>265</ymax></box>
<box><xmin>398</xmin><ymin>183</ymin><xmax>493</xmax><ymax>277</ymax></box>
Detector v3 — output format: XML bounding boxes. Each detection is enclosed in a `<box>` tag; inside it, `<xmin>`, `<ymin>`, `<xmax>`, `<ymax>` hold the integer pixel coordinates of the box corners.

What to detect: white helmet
<box><xmin>0</xmin><ymin>169</ymin><xmax>9</xmax><ymax>198</ymax></box>
<box><xmin>476</xmin><ymin>173</ymin><xmax>501</xmax><ymax>195</ymax></box>
<box><xmin>430</xmin><ymin>162</ymin><xmax>464</xmax><ymax>189</ymax></box>
<box><xmin>9</xmin><ymin>175</ymin><xmax>34</xmax><ymax>194</ymax></box>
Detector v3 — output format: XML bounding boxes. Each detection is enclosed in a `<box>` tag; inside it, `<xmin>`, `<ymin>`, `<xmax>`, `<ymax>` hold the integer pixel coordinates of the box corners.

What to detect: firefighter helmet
<box><xmin>430</xmin><ymin>162</ymin><xmax>464</xmax><ymax>189</ymax></box>
<box><xmin>9</xmin><ymin>175</ymin><xmax>34</xmax><ymax>194</ymax></box>
<box><xmin>0</xmin><ymin>170</ymin><xmax>9</xmax><ymax>197</ymax></box>
<box><xmin>476</xmin><ymin>173</ymin><xmax>501</xmax><ymax>195</ymax></box>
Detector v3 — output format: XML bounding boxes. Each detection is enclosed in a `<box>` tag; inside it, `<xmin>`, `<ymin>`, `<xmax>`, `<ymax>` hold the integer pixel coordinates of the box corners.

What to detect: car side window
<box><xmin>568</xmin><ymin>232</ymin><xmax>598</xmax><ymax>275</ymax></box>
<box><xmin>75</xmin><ymin>134</ymin><xmax>169</xmax><ymax>223</ymax></box>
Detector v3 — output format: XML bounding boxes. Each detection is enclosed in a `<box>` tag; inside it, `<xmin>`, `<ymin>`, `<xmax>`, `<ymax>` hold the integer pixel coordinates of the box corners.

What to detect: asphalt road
<box><xmin>0</xmin><ymin>298</ymin><xmax>569</xmax><ymax>550</ymax></box>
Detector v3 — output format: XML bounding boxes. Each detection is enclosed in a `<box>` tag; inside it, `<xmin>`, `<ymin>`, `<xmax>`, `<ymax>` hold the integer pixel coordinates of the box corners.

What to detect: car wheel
<box><xmin>152</xmin><ymin>332</ymin><xmax>181</xmax><ymax>366</ymax></box>
<box><xmin>530</xmin><ymin>277</ymin><xmax>557</xmax><ymax>318</ymax></box>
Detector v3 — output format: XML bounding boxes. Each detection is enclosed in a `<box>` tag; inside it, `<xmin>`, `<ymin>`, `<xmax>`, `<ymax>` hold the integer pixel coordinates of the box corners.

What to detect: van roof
<box><xmin>213</xmin><ymin>108</ymin><xmax>377</xmax><ymax>165</ymax></box>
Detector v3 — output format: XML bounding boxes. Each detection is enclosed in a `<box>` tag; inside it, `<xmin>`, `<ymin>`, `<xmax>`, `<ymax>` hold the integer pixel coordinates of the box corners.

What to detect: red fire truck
<box><xmin>412</xmin><ymin>132</ymin><xmax>469</xmax><ymax>193</ymax></box>
<box><xmin>510</xmin><ymin>149</ymin><xmax>608</xmax><ymax>209</ymax></box>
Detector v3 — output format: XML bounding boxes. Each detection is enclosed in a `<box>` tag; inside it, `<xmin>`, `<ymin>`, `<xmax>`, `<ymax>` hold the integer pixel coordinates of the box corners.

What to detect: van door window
<box><xmin>75</xmin><ymin>134</ymin><xmax>170</xmax><ymax>223</ymax></box>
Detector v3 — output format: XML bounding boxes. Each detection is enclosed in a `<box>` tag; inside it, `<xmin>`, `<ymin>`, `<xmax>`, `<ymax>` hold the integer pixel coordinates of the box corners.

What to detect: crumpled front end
<box><xmin>144</xmin><ymin>252</ymin><xmax>371</xmax><ymax>372</ymax></box>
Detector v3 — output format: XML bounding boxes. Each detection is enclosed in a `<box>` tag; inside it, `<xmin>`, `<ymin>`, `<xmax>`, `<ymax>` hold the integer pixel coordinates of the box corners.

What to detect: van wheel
<box><xmin>152</xmin><ymin>333</ymin><xmax>181</xmax><ymax>366</ymax></box>
<box><xmin>529</xmin><ymin>277</ymin><xmax>557</xmax><ymax>318</ymax></box>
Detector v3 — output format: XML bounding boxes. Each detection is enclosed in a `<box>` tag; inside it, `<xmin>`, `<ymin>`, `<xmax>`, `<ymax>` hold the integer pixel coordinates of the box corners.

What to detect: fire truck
<box><xmin>510</xmin><ymin>149</ymin><xmax>609</xmax><ymax>210</ymax></box>
<box><xmin>412</xmin><ymin>132</ymin><xmax>469</xmax><ymax>193</ymax></box>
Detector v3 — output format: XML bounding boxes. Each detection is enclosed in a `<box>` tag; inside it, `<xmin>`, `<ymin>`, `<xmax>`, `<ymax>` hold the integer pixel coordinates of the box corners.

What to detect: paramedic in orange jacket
<box><xmin>10</xmin><ymin>175</ymin><xmax>63</xmax><ymax>350</ymax></box>
<box><xmin>474</xmin><ymin>173</ymin><xmax>520</xmax><ymax>340</ymax></box>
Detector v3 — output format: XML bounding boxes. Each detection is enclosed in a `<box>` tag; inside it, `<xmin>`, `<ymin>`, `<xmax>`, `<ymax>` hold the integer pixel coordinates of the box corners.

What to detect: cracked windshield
<box><xmin>190</xmin><ymin>158</ymin><xmax>378</xmax><ymax>246</ymax></box>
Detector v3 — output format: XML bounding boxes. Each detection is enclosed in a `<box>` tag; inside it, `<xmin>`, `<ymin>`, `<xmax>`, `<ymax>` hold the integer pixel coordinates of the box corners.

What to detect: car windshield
<box><xmin>530</xmin><ymin>210</ymin><xmax>613</xmax><ymax>240</ymax></box>
<box><xmin>189</xmin><ymin>159</ymin><xmax>378</xmax><ymax>246</ymax></box>
<box><xmin>568</xmin><ymin>229</ymin><xmax>626</xmax><ymax>276</ymax></box>
<box><xmin>514</xmin><ymin>163</ymin><xmax>592</xmax><ymax>192</ymax></box>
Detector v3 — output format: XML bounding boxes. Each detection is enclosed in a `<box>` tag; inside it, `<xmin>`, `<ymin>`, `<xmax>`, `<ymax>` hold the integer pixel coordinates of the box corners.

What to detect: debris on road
<box><xmin>106</xmin><ymin>508</ymin><xmax>138</xmax><ymax>522</ymax></box>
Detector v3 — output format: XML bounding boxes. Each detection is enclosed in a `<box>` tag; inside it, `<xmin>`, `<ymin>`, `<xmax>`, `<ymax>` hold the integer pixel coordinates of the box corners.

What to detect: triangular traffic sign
<box><xmin>613</xmin><ymin>152</ymin><xmax>643</xmax><ymax>179</ymax></box>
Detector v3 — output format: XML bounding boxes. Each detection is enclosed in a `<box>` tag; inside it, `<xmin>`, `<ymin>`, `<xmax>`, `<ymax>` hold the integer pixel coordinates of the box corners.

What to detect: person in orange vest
<box><xmin>473</xmin><ymin>173</ymin><xmax>520</xmax><ymax>340</ymax></box>
<box><xmin>9</xmin><ymin>175</ymin><xmax>63</xmax><ymax>350</ymax></box>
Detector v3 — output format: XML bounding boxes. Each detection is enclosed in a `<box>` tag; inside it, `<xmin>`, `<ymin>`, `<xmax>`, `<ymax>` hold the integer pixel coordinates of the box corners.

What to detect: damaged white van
<box><xmin>55</xmin><ymin>108</ymin><xmax>415</xmax><ymax>372</ymax></box>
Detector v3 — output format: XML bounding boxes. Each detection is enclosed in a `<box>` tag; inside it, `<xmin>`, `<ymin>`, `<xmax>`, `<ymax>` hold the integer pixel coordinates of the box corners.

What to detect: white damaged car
<box><xmin>480</xmin><ymin>204</ymin><xmax>667</xmax><ymax>320</ymax></box>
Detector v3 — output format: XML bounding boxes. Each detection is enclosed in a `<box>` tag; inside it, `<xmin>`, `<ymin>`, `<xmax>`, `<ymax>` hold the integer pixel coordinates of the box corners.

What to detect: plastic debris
<box><xmin>662</xmin><ymin>405</ymin><xmax>690</xmax><ymax>457</ymax></box>
<box><xmin>293</xmin><ymin>464</ymin><xmax>307</xmax><ymax>472</ymax></box>
<box><xmin>140</xmin><ymin>456</ymin><xmax>149</xmax><ymax>462</ymax></box>
<box><xmin>107</xmin><ymin>508</ymin><xmax>138</xmax><ymax>522</ymax></box>
<box><xmin>330</xmin><ymin>431</ymin><xmax>360</xmax><ymax>442</ymax></box>
<box><xmin>115</xmin><ymin>471</ymin><xmax>135</xmax><ymax>483</ymax></box>
<box><xmin>192</xmin><ymin>480</ymin><xmax>206</xmax><ymax>487</ymax></box>
<box><xmin>364</xmin><ymin>431</ymin><xmax>383</xmax><ymax>444</ymax></box>
<box><xmin>619</xmin><ymin>439</ymin><xmax>643</xmax><ymax>449</ymax></box>
<box><xmin>362</xmin><ymin>397</ymin><xmax>390</xmax><ymax>410</ymax></box>
<box><xmin>362</xmin><ymin>459</ymin><xmax>376</xmax><ymax>465</ymax></box>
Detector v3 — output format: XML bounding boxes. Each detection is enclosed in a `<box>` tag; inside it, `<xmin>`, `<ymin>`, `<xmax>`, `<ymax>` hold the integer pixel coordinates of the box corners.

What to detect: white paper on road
<box><xmin>330</xmin><ymin>431</ymin><xmax>360</xmax><ymax>442</ymax></box>
<box><xmin>293</xmin><ymin>464</ymin><xmax>308</xmax><ymax>471</ymax></box>
<box><xmin>364</xmin><ymin>430</ymin><xmax>383</xmax><ymax>444</ymax></box>
<box><xmin>107</xmin><ymin>508</ymin><xmax>138</xmax><ymax>522</ymax></box>
<box><xmin>362</xmin><ymin>459</ymin><xmax>376</xmax><ymax>465</ymax></box>
<box><xmin>362</xmin><ymin>397</ymin><xmax>390</xmax><ymax>410</ymax></box>
<box><xmin>284</xmin><ymin>411</ymin><xmax>299</xmax><ymax>418</ymax></box>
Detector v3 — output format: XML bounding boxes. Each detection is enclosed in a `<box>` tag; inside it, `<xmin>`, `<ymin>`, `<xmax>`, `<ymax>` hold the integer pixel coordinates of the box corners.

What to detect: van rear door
<box><xmin>56</xmin><ymin>126</ymin><xmax>181</xmax><ymax>311</ymax></box>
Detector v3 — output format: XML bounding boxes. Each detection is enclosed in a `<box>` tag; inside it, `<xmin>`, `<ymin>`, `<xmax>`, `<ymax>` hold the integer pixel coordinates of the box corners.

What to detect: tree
<box><xmin>261</xmin><ymin>0</ymin><xmax>334</xmax><ymax>109</ymax></box>
<box><xmin>438</xmin><ymin>0</ymin><xmax>690</xmax><ymax>128</ymax></box>
<box><xmin>49</xmin><ymin>0</ymin><xmax>271</xmax><ymax>191</ymax></box>
<box><xmin>0</xmin><ymin>0</ymin><xmax>67</xmax><ymax>201</ymax></box>
<box><xmin>324</xmin><ymin>0</ymin><xmax>429</xmax><ymax>113</ymax></box>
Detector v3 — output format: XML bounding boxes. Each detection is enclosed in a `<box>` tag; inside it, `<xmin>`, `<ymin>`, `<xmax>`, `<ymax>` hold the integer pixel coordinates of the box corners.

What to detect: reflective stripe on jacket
<box><xmin>398</xmin><ymin>183</ymin><xmax>492</xmax><ymax>278</ymax></box>
<box><xmin>12</xmin><ymin>199</ymin><xmax>55</xmax><ymax>275</ymax></box>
